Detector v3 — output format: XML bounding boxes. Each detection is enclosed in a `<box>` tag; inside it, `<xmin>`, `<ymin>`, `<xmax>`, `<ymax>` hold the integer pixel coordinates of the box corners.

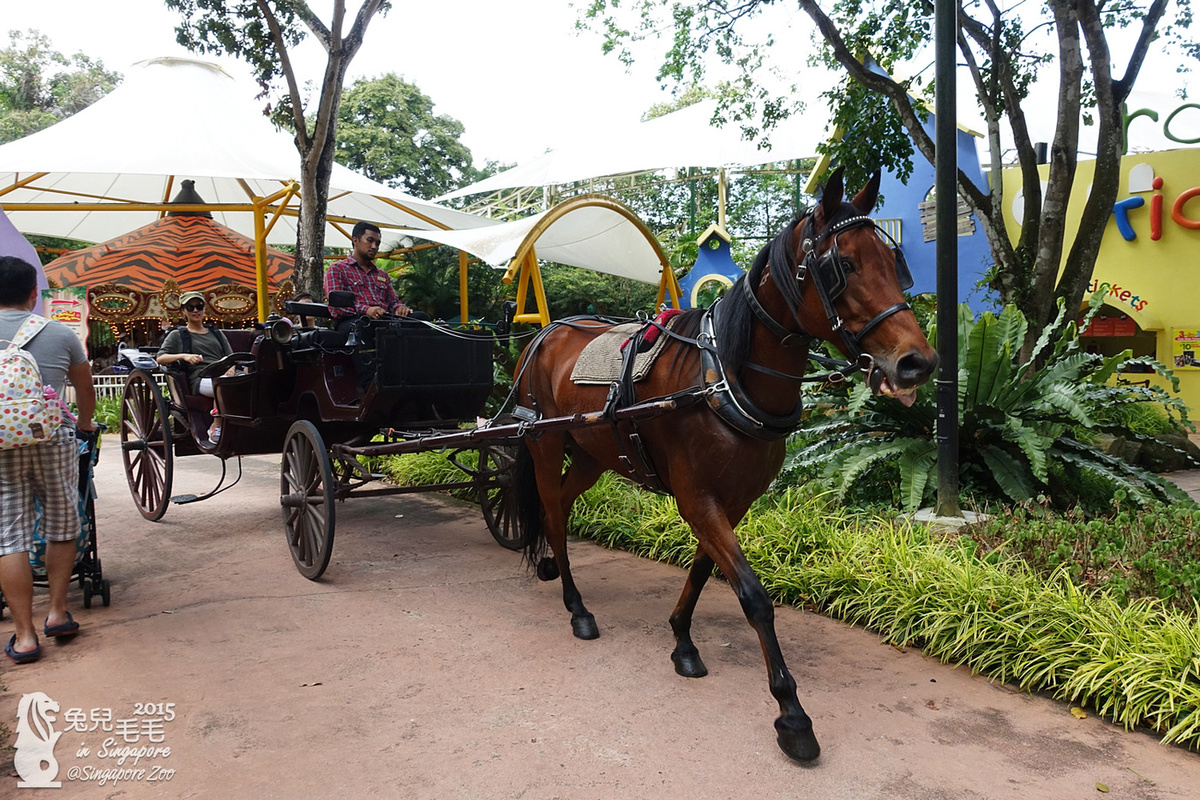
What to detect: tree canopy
<box><xmin>336</xmin><ymin>74</ymin><xmax>474</xmax><ymax>200</ymax></box>
<box><xmin>0</xmin><ymin>29</ymin><xmax>120</xmax><ymax>144</ymax></box>
<box><xmin>580</xmin><ymin>0</ymin><xmax>1192</xmax><ymax>349</ymax></box>
<box><xmin>167</xmin><ymin>0</ymin><xmax>390</xmax><ymax>299</ymax></box>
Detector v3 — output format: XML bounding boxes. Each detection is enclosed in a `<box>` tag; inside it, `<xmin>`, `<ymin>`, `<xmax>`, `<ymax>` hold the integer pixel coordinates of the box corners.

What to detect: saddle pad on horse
<box><xmin>570</xmin><ymin>322</ymin><xmax>673</xmax><ymax>385</ymax></box>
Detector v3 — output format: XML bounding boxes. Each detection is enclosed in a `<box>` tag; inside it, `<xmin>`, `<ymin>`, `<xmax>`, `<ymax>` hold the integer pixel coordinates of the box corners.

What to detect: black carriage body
<box><xmin>162</xmin><ymin>319</ymin><xmax>495</xmax><ymax>458</ymax></box>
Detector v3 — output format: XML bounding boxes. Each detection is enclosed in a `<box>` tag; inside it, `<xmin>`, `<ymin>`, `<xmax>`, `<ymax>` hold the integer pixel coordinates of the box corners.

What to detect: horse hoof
<box><xmin>671</xmin><ymin>649</ymin><xmax>708</xmax><ymax>678</ymax></box>
<box><xmin>536</xmin><ymin>557</ymin><xmax>560</xmax><ymax>582</ymax></box>
<box><xmin>775</xmin><ymin>718</ymin><xmax>820</xmax><ymax>763</ymax></box>
<box><xmin>571</xmin><ymin>613</ymin><xmax>599</xmax><ymax>640</ymax></box>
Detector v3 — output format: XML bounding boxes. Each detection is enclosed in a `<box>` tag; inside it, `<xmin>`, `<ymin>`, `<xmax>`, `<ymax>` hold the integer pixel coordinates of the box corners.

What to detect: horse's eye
<box><xmin>840</xmin><ymin>258</ymin><xmax>856</xmax><ymax>274</ymax></box>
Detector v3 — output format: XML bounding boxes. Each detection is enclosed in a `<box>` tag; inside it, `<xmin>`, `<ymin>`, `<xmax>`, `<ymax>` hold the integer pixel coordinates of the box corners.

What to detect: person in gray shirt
<box><xmin>0</xmin><ymin>256</ymin><xmax>97</xmax><ymax>664</ymax></box>
<box><xmin>157</xmin><ymin>291</ymin><xmax>232</xmax><ymax>441</ymax></box>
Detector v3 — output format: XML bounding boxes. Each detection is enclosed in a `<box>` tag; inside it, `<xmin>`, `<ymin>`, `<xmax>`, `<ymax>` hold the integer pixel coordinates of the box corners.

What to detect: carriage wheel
<box><xmin>119</xmin><ymin>370</ymin><xmax>173</xmax><ymax>521</ymax></box>
<box><xmin>478</xmin><ymin>444</ymin><xmax>526</xmax><ymax>551</ymax></box>
<box><xmin>280</xmin><ymin>420</ymin><xmax>336</xmax><ymax>580</ymax></box>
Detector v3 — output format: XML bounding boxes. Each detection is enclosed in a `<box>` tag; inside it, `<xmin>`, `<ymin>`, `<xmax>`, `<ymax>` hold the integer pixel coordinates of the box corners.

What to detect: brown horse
<box><xmin>510</xmin><ymin>167</ymin><xmax>937</xmax><ymax>762</ymax></box>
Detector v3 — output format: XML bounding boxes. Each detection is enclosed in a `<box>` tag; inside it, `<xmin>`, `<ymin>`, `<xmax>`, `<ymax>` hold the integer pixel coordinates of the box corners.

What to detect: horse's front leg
<box><xmin>669</xmin><ymin>546</ymin><xmax>714</xmax><ymax>678</ymax></box>
<box><xmin>681</xmin><ymin>502</ymin><xmax>820</xmax><ymax>763</ymax></box>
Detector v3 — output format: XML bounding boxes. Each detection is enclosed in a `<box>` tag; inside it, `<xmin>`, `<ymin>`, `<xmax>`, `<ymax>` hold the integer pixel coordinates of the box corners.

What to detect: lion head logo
<box><xmin>15</xmin><ymin>692</ymin><xmax>63</xmax><ymax>788</ymax></box>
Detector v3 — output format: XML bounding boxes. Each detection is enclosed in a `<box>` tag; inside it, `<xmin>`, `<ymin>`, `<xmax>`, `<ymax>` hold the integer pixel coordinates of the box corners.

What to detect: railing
<box><xmin>64</xmin><ymin>373</ymin><xmax>168</xmax><ymax>403</ymax></box>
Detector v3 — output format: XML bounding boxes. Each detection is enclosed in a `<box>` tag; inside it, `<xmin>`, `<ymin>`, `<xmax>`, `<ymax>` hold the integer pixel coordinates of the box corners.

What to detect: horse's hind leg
<box><xmin>669</xmin><ymin>547</ymin><xmax>714</xmax><ymax>678</ymax></box>
<box><xmin>529</xmin><ymin>434</ymin><xmax>603</xmax><ymax>640</ymax></box>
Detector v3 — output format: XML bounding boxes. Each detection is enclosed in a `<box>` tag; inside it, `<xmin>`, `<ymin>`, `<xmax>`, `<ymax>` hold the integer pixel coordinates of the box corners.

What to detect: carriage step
<box><xmin>170</xmin><ymin>494</ymin><xmax>200</xmax><ymax>504</ymax></box>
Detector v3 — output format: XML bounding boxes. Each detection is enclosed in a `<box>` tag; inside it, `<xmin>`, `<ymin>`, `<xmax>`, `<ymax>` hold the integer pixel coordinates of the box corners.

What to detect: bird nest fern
<box><xmin>781</xmin><ymin>298</ymin><xmax>1197</xmax><ymax>512</ymax></box>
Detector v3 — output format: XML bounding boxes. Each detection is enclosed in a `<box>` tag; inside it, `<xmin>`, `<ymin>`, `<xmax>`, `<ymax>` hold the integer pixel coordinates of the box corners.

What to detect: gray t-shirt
<box><xmin>0</xmin><ymin>309</ymin><xmax>87</xmax><ymax>395</ymax></box>
<box><xmin>159</xmin><ymin>326</ymin><xmax>231</xmax><ymax>393</ymax></box>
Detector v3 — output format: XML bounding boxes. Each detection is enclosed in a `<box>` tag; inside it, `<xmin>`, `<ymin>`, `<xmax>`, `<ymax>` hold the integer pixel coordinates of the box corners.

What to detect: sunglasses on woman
<box><xmin>184</xmin><ymin>303</ymin><xmax>205</xmax><ymax>312</ymax></box>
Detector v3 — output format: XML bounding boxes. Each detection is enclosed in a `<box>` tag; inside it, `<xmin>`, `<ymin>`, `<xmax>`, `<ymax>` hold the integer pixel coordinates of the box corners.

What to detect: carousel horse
<box><xmin>511</xmin><ymin>167</ymin><xmax>937</xmax><ymax>762</ymax></box>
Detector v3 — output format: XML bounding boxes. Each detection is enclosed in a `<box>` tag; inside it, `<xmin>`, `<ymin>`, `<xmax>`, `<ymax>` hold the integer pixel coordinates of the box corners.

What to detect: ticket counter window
<box><xmin>1079</xmin><ymin>305</ymin><xmax>1156</xmax><ymax>374</ymax></box>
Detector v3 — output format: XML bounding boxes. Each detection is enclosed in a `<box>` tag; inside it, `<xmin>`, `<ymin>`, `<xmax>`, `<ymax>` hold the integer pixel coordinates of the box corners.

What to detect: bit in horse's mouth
<box><xmin>870</xmin><ymin>367</ymin><xmax>918</xmax><ymax>407</ymax></box>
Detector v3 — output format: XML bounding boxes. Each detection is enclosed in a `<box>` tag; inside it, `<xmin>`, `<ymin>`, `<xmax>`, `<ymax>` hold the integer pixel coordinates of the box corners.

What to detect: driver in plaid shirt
<box><xmin>324</xmin><ymin>221</ymin><xmax>421</xmax><ymax>332</ymax></box>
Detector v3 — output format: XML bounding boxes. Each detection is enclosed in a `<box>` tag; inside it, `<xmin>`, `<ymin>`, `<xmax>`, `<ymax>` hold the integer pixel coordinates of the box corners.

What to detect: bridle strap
<box><xmin>798</xmin><ymin>212</ymin><xmax>914</xmax><ymax>360</ymax></box>
<box><xmin>739</xmin><ymin>274</ymin><xmax>808</xmax><ymax>347</ymax></box>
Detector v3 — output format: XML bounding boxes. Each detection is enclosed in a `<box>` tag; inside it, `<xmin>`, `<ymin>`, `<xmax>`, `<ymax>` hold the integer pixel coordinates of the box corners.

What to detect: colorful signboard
<box><xmin>1173</xmin><ymin>329</ymin><xmax>1200</xmax><ymax>370</ymax></box>
<box><xmin>42</xmin><ymin>287</ymin><xmax>89</xmax><ymax>350</ymax></box>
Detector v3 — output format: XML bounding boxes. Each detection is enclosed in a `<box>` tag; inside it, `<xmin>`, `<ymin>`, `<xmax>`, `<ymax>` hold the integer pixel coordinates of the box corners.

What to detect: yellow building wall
<box><xmin>1002</xmin><ymin>148</ymin><xmax>1200</xmax><ymax>408</ymax></box>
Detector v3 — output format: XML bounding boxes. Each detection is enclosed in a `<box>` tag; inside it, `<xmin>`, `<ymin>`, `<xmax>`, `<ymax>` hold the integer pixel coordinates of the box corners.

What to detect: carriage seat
<box><xmin>164</xmin><ymin>329</ymin><xmax>259</xmax><ymax>428</ymax></box>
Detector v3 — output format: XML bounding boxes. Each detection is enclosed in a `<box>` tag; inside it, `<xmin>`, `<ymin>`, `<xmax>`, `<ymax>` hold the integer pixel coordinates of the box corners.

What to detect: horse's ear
<box><xmin>851</xmin><ymin>170</ymin><xmax>882</xmax><ymax>213</ymax></box>
<box><xmin>820</xmin><ymin>166</ymin><xmax>845</xmax><ymax>222</ymax></box>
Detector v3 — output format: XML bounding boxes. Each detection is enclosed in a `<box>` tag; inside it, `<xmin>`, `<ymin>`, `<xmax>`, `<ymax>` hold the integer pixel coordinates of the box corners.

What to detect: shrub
<box><xmin>779</xmin><ymin>299</ymin><xmax>1196</xmax><ymax>513</ymax></box>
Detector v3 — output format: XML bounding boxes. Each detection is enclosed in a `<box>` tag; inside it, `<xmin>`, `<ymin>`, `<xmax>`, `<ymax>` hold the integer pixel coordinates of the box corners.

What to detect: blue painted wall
<box><xmin>875</xmin><ymin>118</ymin><xmax>994</xmax><ymax>308</ymax></box>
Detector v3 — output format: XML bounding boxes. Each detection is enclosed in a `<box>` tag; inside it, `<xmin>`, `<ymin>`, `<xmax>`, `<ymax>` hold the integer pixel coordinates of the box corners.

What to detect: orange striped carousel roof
<box><xmin>44</xmin><ymin>214</ymin><xmax>292</xmax><ymax>292</ymax></box>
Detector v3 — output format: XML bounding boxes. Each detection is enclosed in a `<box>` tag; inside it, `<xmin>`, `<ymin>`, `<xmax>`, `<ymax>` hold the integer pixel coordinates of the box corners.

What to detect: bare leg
<box><xmin>44</xmin><ymin>539</ymin><xmax>77</xmax><ymax>630</ymax></box>
<box><xmin>0</xmin><ymin>553</ymin><xmax>37</xmax><ymax>655</ymax></box>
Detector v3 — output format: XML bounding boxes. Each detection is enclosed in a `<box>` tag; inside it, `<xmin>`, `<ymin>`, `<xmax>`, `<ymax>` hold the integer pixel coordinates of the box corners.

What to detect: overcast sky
<box><xmin>2</xmin><ymin>0</ymin><xmax>737</xmax><ymax>165</ymax></box>
<box><xmin>5</xmin><ymin>1</ymin><xmax>1194</xmax><ymax>167</ymax></box>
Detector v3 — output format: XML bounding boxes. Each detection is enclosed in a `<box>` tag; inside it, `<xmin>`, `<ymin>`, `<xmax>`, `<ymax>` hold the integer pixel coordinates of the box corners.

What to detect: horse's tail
<box><xmin>513</xmin><ymin>438</ymin><xmax>547</xmax><ymax>570</ymax></box>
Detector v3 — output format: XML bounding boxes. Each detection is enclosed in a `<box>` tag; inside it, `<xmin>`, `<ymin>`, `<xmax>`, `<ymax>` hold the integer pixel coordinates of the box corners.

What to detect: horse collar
<box><xmin>698</xmin><ymin>305</ymin><xmax>806</xmax><ymax>441</ymax></box>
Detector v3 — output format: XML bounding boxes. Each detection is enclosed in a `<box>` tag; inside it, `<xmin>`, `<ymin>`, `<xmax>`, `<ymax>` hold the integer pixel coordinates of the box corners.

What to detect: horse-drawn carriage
<box><xmin>116</xmin><ymin>171</ymin><xmax>936</xmax><ymax>763</ymax></box>
<box><xmin>118</xmin><ymin>290</ymin><xmax>522</xmax><ymax>578</ymax></box>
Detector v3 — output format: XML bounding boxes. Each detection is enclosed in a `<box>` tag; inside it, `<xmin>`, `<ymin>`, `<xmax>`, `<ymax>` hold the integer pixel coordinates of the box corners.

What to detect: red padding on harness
<box><xmin>642</xmin><ymin>309</ymin><xmax>683</xmax><ymax>346</ymax></box>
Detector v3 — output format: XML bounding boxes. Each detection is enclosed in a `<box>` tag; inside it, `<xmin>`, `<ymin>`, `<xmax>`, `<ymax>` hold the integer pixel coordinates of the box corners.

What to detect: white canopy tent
<box><xmin>438</xmin><ymin>98</ymin><xmax>830</xmax><ymax>202</ymax></box>
<box><xmin>392</xmin><ymin>195</ymin><xmax>680</xmax><ymax>325</ymax></box>
<box><xmin>0</xmin><ymin>57</ymin><xmax>676</xmax><ymax>322</ymax></box>
<box><xmin>0</xmin><ymin>57</ymin><xmax>493</xmax><ymax>247</ymax></box>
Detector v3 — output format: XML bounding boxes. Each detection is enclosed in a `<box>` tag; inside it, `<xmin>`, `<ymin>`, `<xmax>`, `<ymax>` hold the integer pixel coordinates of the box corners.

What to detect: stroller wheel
<box><xmin>83</xmin><ymin>581</ymin><xmax>93</xmax><ymax>609</ymax></box>
<box><xmin>101</xmin><ymin>580</ymin><xmax>111</xmax><ymax>607</ymax></box>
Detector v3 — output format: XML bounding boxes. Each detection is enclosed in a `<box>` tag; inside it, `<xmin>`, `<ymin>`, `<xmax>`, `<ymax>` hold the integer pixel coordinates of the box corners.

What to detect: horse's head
<box><xmin>791</xmin><ymin>167</ymin><xmax>937</xmax><ymax>405</ymax></box>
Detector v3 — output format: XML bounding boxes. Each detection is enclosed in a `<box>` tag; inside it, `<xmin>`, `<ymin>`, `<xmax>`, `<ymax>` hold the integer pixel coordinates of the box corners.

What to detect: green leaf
<box><xmin>980</xmin><ymin>445</ymin><xmax>1035</xmax><ymax>503</ymax></box>
<box><xmin>898</xmin><ymin>439</ymin><xmax>938</xmax><ymax>512</ymax></box>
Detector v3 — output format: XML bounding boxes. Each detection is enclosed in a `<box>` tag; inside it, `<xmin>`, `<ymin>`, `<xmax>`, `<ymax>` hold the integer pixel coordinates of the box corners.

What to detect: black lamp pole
<box><xmin>933</xmin><ymin>0</ymin><xmax>962</xmax><ymax>517</ymax></box>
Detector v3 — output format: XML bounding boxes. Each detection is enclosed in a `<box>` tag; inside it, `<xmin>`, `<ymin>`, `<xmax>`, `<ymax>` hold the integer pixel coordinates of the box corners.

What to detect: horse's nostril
<box><xmin>897</xmin><ymin>351</ymin><xmax>938</xmax><ymax>384</ymax></box>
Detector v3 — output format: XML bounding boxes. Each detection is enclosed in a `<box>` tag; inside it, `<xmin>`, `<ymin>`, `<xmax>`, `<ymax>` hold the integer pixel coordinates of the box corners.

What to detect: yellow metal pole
<box><xmin>528</xmin><ymin>248</ymin><xmax>551</xmax><ymax>327</ymax></box>
<box><xmin>254</xmin><ymin>200</ymin><xmax>269</xmax><ymax>321</ymax></box>
<box><xmin>512</xmin><ymin>253</ymin><xmax>531</xmax><ymax>323</ymax></box>
<box><xmin>458</xmin><ymin>249</ymin><xmax>470</xmax><ymax>324</ymax></box>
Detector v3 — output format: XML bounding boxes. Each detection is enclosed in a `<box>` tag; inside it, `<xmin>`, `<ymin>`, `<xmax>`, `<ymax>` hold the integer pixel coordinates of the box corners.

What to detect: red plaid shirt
<box><xmin>323</xmin><ymin>257</ymin><xmax>400</xmax><ymax>320</ymax></box>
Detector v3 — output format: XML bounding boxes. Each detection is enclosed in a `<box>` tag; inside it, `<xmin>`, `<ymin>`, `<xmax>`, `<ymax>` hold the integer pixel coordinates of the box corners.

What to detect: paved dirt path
<box><xmin>2</xmin><ymin>437</ymin><xmax>1198</xmax><ymax>798</ymax></box>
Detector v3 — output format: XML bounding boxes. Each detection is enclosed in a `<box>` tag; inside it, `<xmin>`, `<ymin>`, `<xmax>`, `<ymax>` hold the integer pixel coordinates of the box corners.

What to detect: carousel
<box><xmin>43</xmin><ymin>181</ymin><xmax>296</xmax><ymax>357</ymax></box>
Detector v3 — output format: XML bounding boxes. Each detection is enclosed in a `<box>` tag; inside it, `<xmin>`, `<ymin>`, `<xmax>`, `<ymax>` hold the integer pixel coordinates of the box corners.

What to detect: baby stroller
<box><xmin>0</xmin><ymin>426</ymin><xmax>111</xmax><ymax>617</ymax></box>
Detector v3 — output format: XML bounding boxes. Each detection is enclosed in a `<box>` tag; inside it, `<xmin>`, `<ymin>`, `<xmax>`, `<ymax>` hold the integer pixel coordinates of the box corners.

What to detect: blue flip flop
<box><xmin>5</xmin><ymin>634</ymin><xmax>40</xmax><ymax>664</ymax></box>
<box><xmin>44</xmin><ymin>612</ymin><xmax>80</xmax><ymax>638</ymax></box>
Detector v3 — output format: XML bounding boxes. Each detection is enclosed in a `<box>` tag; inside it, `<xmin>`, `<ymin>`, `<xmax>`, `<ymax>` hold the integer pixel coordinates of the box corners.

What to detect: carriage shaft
<box><xmin>341</xmin><ymin>396</ymin><xmax>685</xmax><ymax>459</ymax></box>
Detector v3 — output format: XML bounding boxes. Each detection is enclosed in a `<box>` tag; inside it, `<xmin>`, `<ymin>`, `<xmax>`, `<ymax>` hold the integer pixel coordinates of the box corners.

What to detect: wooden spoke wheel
<box><xmin>478</xmin><ymin>444</ymin><xmax>525</xmax><ymax>551</ymax></box>
<box><xmin>281</xmin><ymin>420</ymin><xmax>335</xmax><ymax>580</ymax></box>
<box><xmin>119</xmin><ymin>370</ymin><xmax>173</xmax><ymax>521</ymax></box>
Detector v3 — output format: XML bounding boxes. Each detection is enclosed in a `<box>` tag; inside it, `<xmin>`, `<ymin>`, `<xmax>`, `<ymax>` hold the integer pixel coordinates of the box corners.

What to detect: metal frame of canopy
<box><xmin>499</xmin><ymin>195</ymin><xmax>682</xmax><ymax>326</ymax></box>
<box><xmin>1</xmin><ymin>179</ymin><xmax>479</xmax><ymax>322</ymax></box>
<box><xmin>6</xmin><ymin>185</ymin><xmax>682</xmax><ymax>327</ymax></box>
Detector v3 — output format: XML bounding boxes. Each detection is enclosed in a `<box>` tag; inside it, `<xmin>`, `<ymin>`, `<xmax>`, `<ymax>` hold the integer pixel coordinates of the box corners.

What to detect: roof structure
<box><xmin>0</xmin><ymin>56</ymin><xmax>678</xmax><ymax>322</ymax></box>
<box><xmin>43</xmin><ymin>214</ymin><xmax>293</xmax><ymax>292</ymax></box>
<box><xmin>0</xmin><ymin>57</ymin><xmax>492</xmax><ymax>248</ymax></box>
<box><xmin>438</xmin><ymin>99</ymin><xmax>828</xmax><ymax>216</ymax></box>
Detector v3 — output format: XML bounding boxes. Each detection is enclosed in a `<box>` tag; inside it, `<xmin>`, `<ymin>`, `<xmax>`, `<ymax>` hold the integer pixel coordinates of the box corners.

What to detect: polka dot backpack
<box><xmin>0</xmin><ymin>315</ymin><xmax>64</xmax><ymax>450</ymax></box>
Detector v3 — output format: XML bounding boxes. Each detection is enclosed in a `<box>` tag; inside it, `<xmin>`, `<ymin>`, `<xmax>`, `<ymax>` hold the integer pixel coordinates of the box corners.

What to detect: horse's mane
<box><xmin>711</xmin><ymin>215</ymin><xmax>806</xmax><ymax>380</ymax></box>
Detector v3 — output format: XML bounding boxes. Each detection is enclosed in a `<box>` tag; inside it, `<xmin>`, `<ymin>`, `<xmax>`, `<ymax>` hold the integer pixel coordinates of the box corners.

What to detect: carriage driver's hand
<box><xmin>171</xmin><ymin>353</ymin><xmax>203</xmax><ymax>365</ymax></box>
<box><xmin>394</xmin><ymin>302</ymin><xmax>413</xmax><ymax>317</ymax></box>
<box><xmin>365</xmin><ymin>305</ymin><xmax>387</xmax><ymax>320</ymax></box>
